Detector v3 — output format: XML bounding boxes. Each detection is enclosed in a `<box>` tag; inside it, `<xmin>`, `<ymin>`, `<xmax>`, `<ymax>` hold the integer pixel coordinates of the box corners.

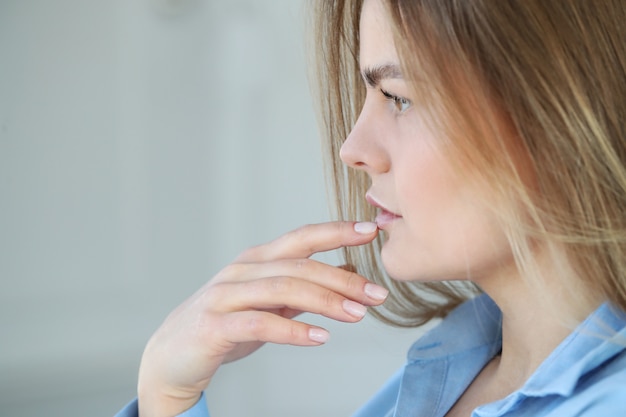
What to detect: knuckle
<box><xmin>217</xmin><ymin>263</ymin><xmax>247</xmax><ymax>281</ymax></box>
<box><xmin>218</xmin><ymin>314</ymin><xmax>239</xmax><ymax>341</ymax></box>
<box><xmin>289</xmin><ymin>323</ymin><xmax>303</xmax><ymax>340</ymax></box>
<box><xmin>235</xmin><ymin>245</ymin><xmax>261</xmax><ymax>262</ymax></box>
<box><xmin>344</xmin><ymin>270</ymin><xmax>366</xmax><ymax>293</ymax></box>
<box><xmin>291</xmin><ymin>222</ymin><xmax>316</xmax><ymax>240</ymax></box>
<box><xmin>197</xmin><ymin>312</ymin><xmax>221</xmax><ymax>332</ymax></box>
<box><xmin>200</xmin><ymin>313</ymin><xmax>230</xmax><ymax>345</ymax></box>
<box><xmin>245</xmin><ymin>315</ymin><xmax>267</xmax><ymax>338</ymax></box>
<box><xmin>268</xmin><ymin>276</ymin><xmax>293</xmax><ymax>294</ymax></box>
<box><xmin>293</xmin><ymin>258</ymin><xmax>311</xmax><ymax>270</ymax></box>
<box><xmin>293</xmin><ymin>223</ymin><xmax>314</xmax><ymax>236</ymax></box>
<box><xmin>320</xmin><ymin>289</ymin><xmax>338</xmax><ymax>309</ymax></box>
<box><xmin>334</xmin><ymin>221</ymin><xmax>345</xmax><ymax>234</ymax></box>
<box><xmin>280</xmin><ymin>225</ymin><xmax>310</xmax><ymax>248</ymax></box>
<box><xmin>200</xmin><ymin>282</ymin><xmax>229</xmax><ymax>308</ymax></box>
<box><xmin>265</xmin><ymin>225</ymin><xmax>315</xmax><ymax>258</ymax></box>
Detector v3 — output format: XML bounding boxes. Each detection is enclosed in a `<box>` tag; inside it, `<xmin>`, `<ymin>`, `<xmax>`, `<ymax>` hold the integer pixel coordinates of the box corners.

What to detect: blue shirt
<box><xmin>354</xmin><ymin>294</ymin><xmax>626</xmax><ymax>417</ymax></box>
<box><xmin>116</xmin><ymin>295</ymin><xmax>626</xmax><ymax>417</ymax></box>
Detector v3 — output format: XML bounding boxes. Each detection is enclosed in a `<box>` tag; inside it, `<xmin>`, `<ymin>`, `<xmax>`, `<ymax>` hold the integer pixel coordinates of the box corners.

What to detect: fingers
<box><xmin>235</xmin><ymin>221</ymin><xmax>378</xmax><ymax>263</ymax></box>
<box><xmin>202</xmin><ymin>222</ymin><xmax>388</xmax><ymax>331</ymax></box>
<box><xmin>137</xmin><ymin>222</ymin><xmax>381</xmax><ymax>417</ymax></box>
<box><xmin>220</xmin><ymin>311</ymin><xmax>330</xmax><ymax>346</ymax></box>
<box><xmin>207</xmin><ymin>278</ymin><xmax>369</xmax><ymax>323</ymax></box>
<box><xmin>214</xmin><ymin>258</ymin><xmax>388</xmax><ymax>306</ymax></box>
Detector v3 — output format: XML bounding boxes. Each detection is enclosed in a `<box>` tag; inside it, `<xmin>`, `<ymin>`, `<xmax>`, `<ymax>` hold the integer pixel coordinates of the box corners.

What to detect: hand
<box><xmin>137</xmin><ymin>221</ymin><xmax>388</xmax><ymax>417</ymax></box>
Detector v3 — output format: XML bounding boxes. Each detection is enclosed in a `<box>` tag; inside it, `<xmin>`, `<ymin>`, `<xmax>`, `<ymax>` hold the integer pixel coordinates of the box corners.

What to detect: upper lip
<box><xmin>366</xmin><ymin>193</ymin><xmax>401</xmax><ymax>217</ymax></box>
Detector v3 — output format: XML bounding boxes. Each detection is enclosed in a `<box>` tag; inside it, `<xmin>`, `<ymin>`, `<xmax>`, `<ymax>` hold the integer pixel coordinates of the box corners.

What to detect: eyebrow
<box><xmin>361</xmin><ymin>63</ymin><xmax>403</xmax><ymax>87</ymax></box>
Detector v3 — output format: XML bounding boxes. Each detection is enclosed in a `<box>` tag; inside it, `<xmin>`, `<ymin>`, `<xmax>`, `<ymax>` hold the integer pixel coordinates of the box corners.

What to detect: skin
<box><xmin>137</xmin><ymin>221</ymin><xmax>389</xmax><ymax>417</ymax></box>
<box><xmin>137</xmin><ymin>1</ymin><xmax>600</xmax><ymax>416</ymax></box>
<box><xmin>348</xmin><ymin>1</ymin><xmax>600</xmax><ymax>416</ymax></box>
<box><xmin>342</xmin><ymin>1</ymin><xmax>514</xmax><ymax>283</ymax></box>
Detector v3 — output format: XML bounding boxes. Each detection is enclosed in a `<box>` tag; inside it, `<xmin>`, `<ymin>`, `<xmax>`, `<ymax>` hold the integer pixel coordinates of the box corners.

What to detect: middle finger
<box><xmin>213</xmin><ymin>258</ymin><xmax>389</xmax><ymax>306</ymax></box>
<box><xmin>207</xmin><ymin>277</ymin><xmax>370</xmax><ymax>323</ymax></box>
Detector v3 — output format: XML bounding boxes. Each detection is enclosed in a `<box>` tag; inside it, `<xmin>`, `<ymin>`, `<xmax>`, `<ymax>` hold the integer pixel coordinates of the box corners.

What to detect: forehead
<box><xmin>359</xmin><ymin>0</ymin><xmax>400</xmax><ymax>69</ymax></box>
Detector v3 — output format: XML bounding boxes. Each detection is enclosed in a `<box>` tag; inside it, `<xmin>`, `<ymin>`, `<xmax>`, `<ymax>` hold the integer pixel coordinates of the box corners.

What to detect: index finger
<box><xmin>235</xmin><ymin>221</ymin><xmax>378</xmax><ymax>263</ymax></box>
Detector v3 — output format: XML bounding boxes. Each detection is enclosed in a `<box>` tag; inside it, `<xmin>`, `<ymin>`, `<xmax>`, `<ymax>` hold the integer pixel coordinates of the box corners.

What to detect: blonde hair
<box><xmin>311</xmin><ymin>0</ymin><xmax>626</xmax><ymax>327</ymax></box>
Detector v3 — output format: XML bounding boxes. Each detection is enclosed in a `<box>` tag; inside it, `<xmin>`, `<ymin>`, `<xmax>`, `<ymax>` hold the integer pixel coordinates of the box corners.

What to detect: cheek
<box><xmin>382</xmin><ymin>152</ymin><xmax>513</xmax><ymax>281</ymax></box>
<box><xmin>380</xmin><ymin>150</ymin><xmax>460</xmax><ymax>279</ymax></box>
<box><xmin>397</xmin><ymin>147</ymin><xmax>458</xmax><ymax>237</ymax></box>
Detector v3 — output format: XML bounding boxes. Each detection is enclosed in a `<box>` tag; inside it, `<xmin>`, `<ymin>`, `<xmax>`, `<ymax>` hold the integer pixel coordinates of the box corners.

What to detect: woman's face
<box><xmin>340</xmin><ymin>0</ymin><xmax>514</xmax><ymax>282</ymax></box>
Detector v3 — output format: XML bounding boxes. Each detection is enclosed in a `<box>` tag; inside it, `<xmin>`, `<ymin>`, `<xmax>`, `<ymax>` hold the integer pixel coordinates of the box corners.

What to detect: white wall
<box><xmin>0</xmin><ymin>1</ymin><xmax>422</xmax><ymax>416</ymax></box>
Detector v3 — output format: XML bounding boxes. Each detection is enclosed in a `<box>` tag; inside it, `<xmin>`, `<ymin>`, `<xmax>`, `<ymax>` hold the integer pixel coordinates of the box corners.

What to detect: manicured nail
<box><xmin>309</xmin><ymin>328</ymin><xmax>330</xmax><ymax>343</ymax></box>
<box><xmin>343</xmin><ymin>300</ymin><xmax>367</xmax><ymax>318</ymax></box>
<box><xmin>364</xmin><ymin>283</ymin><xmax>389</xmax><ymax>301</ymax></box>
<box><xmin>354</xmin><ymin>221</ymin><xmax>378</xmax><ymax>234</ymax></box>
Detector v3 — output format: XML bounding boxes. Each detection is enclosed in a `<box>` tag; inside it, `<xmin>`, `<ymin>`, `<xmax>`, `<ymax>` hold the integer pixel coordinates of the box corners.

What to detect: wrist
<box><xmin>138</xmin><ymin>381</ymin><xmax>201</xmax><ymax>417</ymax></box>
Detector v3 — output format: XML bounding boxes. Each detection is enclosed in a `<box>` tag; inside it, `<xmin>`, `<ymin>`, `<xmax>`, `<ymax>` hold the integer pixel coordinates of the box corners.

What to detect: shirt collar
<box><xmin>407</xmin><ymin>294</ymin><xmax>626</xmax><ymax>398</ymax></box>
<box><xmin>396</xmin><ymin>294</ymin><xmax>626</xmax><ymax>417</ymax></box>
<box><xmin>397</xmin><ymin>294</ymin><xmax>503</xmax><ymax>417</ymax></box>
<box><xmin>519</xmin><ymin>301</ymin><xmax>626</xmax><ymax>397</ymax></box>
<box><xmin>407</xmin><ymin>294</ymin><xmax>502</xmax><ymax>362</ymax></box>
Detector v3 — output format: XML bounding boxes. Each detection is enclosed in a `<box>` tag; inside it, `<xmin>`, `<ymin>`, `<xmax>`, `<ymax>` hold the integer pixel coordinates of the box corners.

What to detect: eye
<box><xmin>380</xmin><ymin>89</ymin><xmax>412</xmax><ymax>113</ymax></box>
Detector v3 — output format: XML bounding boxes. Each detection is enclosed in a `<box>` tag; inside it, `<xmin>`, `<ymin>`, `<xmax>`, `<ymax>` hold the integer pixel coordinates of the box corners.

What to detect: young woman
<box><xmin>117</xmin><ymin>0</ymin><xmax>626</xmax><ymax>416</ymax></box>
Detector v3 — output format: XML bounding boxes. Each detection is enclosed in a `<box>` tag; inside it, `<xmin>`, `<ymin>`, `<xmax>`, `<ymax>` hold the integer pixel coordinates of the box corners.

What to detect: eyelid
<box><xmin>380</xmin><ymin>88</ymin><xmax>412</xmax><ymax>113</ymax></box>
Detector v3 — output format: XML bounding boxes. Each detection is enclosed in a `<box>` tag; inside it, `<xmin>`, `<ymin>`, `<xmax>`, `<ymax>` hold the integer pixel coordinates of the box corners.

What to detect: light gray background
<box><xmin>0</xmin><ymin>1</ymin><xmax>424</xmax><ymax>416</ymax></box>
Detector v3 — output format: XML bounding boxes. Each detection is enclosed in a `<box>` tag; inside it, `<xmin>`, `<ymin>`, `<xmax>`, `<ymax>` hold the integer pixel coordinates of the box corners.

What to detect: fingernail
<box><xmin>309</xmin><ymin>328</ymin><xmax>330</xmax><ymax>343</ymax></box>
<box><xmin>343</xmin><ymin>300</ymin><xmax>367</xmax><ymax>318</ymax></box>
<box><xmin>354</xmin><ymin>221</ymin><xmax>378</xmax><ymax>234</ymax></box>
<box><xmin>364</xmin><ymin>283</ymin><xmax>389</xmax><ymax>301</ymax></box>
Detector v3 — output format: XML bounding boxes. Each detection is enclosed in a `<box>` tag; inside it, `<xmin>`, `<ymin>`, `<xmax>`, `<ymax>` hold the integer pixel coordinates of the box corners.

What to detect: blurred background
<box><xmin>0</xmin><ymin>1</ymin><xmax>422</xmax><ymax>416</ymax></box>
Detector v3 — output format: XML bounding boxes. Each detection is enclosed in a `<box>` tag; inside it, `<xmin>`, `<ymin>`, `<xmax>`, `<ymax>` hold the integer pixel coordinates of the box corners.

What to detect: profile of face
<box><xmin>340</xmin><ymin>0</ymin><xmax>513</xmax><ymax>283</ymax></box>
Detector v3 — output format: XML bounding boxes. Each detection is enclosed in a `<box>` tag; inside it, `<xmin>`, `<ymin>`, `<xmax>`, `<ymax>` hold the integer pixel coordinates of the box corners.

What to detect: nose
<box><xmin>339</xmin><ymin>104</ymin><xmax>391</xmax><ymax>175</ymax></box>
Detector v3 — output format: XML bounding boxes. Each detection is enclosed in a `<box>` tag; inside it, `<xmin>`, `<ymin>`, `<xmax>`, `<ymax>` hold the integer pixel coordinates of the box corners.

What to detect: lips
<box><xmin>366</xmin><ymin>193</ymin><xmax>402</xmax><ymax>229</ymax></box>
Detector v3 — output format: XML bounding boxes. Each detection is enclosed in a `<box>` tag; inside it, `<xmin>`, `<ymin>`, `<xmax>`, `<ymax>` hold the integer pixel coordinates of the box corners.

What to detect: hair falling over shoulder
<box><xmin>309</xmin><ymin>0</ymin><xmax>626</xmax><ymax>327</ymax></box>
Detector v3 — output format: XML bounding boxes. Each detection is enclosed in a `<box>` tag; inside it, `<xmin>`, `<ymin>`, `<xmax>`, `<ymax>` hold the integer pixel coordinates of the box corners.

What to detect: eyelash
<box><xmin>380</xmin><ymin>89</ymin><xmax>412</xmax><ymax>113</ymax></box>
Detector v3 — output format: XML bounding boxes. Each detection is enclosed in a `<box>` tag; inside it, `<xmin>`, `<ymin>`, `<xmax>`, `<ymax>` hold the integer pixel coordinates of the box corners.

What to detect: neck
<box><xmin>475</xmin><ymin>247</ymin><xmax>600</xmax><ymax>389</ymax></box>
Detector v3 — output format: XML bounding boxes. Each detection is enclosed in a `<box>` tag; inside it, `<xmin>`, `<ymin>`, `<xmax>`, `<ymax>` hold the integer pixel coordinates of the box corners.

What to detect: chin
<box><xmin>380</xmin><ymin>241</ymin><xmax>460</xmax><ymax>283</ymax></box>
<box><xmin>380</xmin><ymin>243</ymin><xmax>422</xmax><ymax>281</ymax></box>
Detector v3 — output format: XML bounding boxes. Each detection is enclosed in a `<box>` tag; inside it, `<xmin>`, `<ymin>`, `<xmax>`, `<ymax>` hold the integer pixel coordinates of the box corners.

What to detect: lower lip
<box><xmin>375</xmin><ymin>210</ymin><xmax>402</xmax><ymax>229</ymax></box>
